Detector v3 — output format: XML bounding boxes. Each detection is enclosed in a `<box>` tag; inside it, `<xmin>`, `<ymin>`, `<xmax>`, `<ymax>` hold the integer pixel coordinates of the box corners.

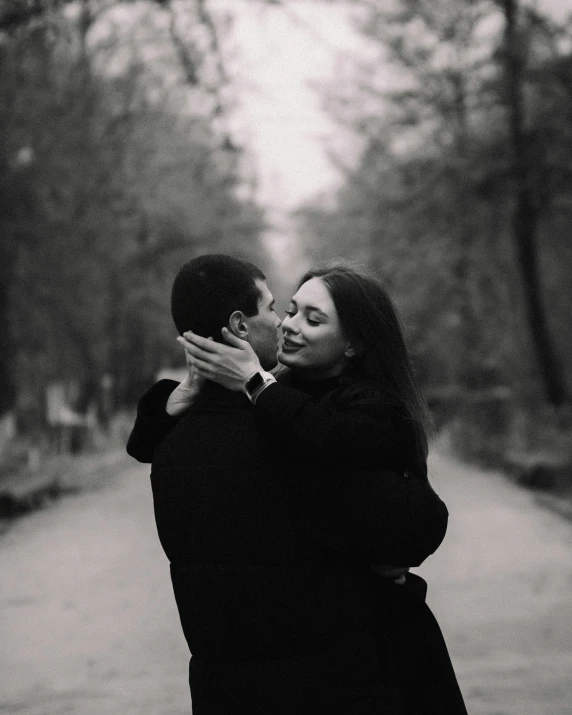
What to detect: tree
<box><xmin>302</xmin><ymin>0</ymin><xmax>572</xmax><ymax>413</ymax></box>
<box><xmin>1</xmin><ymin>0</ymin><xmax>265</xmax><ymax>430</ymax></box>
<box><xmin>498</xmin><ymin>0</ymin><xmax>569</xmax><ymax>406</ymax></box>
<box><xmin>304</xmin><ymin>0</ymin><xmax>506</xmax><ymax>391</ymax></box>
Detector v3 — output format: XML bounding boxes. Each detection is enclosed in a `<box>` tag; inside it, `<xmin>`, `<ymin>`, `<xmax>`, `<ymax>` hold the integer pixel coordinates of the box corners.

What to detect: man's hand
<box><xmin>166</xmin><ymin>350</ymin><xmax>206</xmax><ymax>416</ymax></box>
<box><xmin>371</xmin><ymin>565</ymin><xmax>410</xmax><ymax>585</ymax></box>
<box><xmin>176</xmin><ymin>328</ymin><xmax>261</xmax><ymax>393</ymax></box>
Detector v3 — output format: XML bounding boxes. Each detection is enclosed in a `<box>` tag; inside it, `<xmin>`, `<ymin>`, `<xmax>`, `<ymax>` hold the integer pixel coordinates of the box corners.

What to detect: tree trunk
<box><xmin>0</xmin><ymin>147</ymin><xmax>17</xmax><ymax>418</ymax></box>
<box><xmin>0</xmin><ymin>235</ymin><xmax>16</xmax><ymax>418</ymax></box>
<box><xmin>502</xmin><ymin>0</ymin><xmax>568</xmax><ymax>406</ymax></box>
<box><xmin>448</xmin><ymin>66</ymin><xmax>481</xmax><ymax>394</ymax></box>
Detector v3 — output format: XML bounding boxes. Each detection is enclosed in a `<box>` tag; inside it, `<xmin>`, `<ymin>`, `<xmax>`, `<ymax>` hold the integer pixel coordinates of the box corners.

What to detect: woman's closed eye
<box><xmin>285</xmin><ymin>308</ymin><xmax>321</xmax><ymax>326</ymax></box>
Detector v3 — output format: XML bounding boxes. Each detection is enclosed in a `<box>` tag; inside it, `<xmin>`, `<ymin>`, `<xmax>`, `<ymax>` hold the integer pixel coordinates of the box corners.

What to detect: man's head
<box><xmin>171</xmin><ymin>254</ymin><xmax>281</xmax><ymax>370</ymax></box>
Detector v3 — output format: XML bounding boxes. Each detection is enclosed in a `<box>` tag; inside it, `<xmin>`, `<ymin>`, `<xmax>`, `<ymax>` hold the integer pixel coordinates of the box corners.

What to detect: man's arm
<box><xmin>342</xmin><ymin>470</ymin><xmax>448</xmax><ymax>566</ymax></box>
<box><xmin>308</xmin><ymin>469</ymin><xmax>448</xmax><ymax>567</ymax></box>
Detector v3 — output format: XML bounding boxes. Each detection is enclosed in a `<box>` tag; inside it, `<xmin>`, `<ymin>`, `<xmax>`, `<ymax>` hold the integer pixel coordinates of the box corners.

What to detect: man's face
<box><xmin>244</xmin><ymin>279</ymin><xmax>282</xmax><ymax>370</ymax></box>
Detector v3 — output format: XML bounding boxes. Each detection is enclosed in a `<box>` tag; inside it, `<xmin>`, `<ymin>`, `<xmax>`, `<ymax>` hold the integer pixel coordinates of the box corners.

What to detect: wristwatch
<box><xmin>244</xmin><ymin>371</ymin><xmax>277</xmax><ymax>404</ymax></box>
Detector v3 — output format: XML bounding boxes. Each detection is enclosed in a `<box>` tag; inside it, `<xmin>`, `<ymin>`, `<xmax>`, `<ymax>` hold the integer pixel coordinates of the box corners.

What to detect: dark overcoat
<box><xmin>127</xmin><ymin>376</ymin><xmax>464</xmax><ymax>714</ymax></box>
<box><xmin>253</xmin><ymin>373</ymin><xmax>468</xmax><ymax>715</ymax></box>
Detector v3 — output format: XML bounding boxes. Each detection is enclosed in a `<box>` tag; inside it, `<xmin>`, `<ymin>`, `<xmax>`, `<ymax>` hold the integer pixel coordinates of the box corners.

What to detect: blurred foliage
<box><xmin>0</xmin><ymin>0</ymin><xmax>265</xmax><ymax>429</ymax></box>
<box><xmin>295</xmin><ymin>0</ymin><xmax>572</xmax><ymax>471</ymax></box>
<box><xmin>2</xmin><ymin>0</ymin><xmax>572</xmax><ymax>482</ymax></box>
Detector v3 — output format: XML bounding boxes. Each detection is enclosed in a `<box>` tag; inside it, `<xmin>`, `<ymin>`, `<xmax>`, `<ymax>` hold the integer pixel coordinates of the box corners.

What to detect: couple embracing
<box><xmin>127</xmin><ymin>254</ymin><xmax>467</xmax><ymax>714</ymax></box>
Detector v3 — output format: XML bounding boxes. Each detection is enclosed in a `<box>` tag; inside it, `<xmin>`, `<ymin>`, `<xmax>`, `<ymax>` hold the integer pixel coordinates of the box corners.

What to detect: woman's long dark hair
<box><xmin>298</xmin><ymin>264</ymin><xmax>432</xmax><ymax>480</ymax></box>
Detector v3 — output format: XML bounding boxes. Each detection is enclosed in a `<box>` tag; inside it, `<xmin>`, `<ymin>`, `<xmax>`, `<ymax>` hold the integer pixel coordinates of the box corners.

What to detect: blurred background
<box><xmin>1</xmin><ymin>1</ymin><xmax>572</xmax><ymax>713</ymax></box>
<box><xmin>1</xmin><ymin>0</ymin><xmax>572</xmax><ymax>480</ymax></box>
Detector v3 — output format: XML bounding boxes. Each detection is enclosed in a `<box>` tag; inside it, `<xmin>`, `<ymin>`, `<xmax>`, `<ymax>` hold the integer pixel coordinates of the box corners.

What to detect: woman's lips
<box><xmin>281</xmin><ymin>339</ymin><xmax>304</xmax><ymax>352</ymax></box>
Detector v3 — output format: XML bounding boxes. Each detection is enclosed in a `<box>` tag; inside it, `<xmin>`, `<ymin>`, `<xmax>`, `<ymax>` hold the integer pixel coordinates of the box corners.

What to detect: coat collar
<box><xmin>195</xmin><ymin>380</ymin><xmax>252</xmax><ymax>408</ymax></box>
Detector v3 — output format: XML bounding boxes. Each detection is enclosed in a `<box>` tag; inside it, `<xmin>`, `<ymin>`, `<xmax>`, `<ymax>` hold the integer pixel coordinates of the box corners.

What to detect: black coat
<box><xmin>128</xmin><ymin>376</ymin><xmax>448</xmax><ymax>567</ymax></box>
<box><xmin>252</xmin><ymin>374</ymin><xmax>468</xmax><ymax>714</ymax></box>
<box><xmin>127</xmin><ymin>377</ymin><xmax>464</xmax><ymax>714</ymax></box>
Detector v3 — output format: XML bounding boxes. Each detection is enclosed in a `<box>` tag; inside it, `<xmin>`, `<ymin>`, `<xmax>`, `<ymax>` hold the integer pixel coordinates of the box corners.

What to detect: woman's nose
<box><xmin>282</xmin><ymin>315</ymin><xmax>297</xmax><ymax>333</ymax></box>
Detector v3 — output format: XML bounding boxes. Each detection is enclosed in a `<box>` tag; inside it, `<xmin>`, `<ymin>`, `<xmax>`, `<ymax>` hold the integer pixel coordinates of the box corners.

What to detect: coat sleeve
<box><xmin>255</xmin><ymin>382</ymin><xmax>406</xmax><ymax>469</ymax></box>
<box><xmin>255</xmin><ymin>383</ymin><xmax>448</xmax><ymax>565</ymax></box>
<box><xmin>126</xmin><ymin>380</ymin><xmax>182</xmax><ymax>463</ymax></box>
<box><xmin>303</xmin><ymin>468</ymin><xmax>448</xmax><ymax>566</ymax></box>
<box><xmin>334</xmin><ymin>470</ymin><xmax>448</xmax><ymax>566</ymax></box>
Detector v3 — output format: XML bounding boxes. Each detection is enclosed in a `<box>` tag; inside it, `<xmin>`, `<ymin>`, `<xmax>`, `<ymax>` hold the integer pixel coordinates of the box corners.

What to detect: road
<box><xmin>1</xmin><ymin>451</ymin><xmax>571</xmax><ymax>715</ymax></box>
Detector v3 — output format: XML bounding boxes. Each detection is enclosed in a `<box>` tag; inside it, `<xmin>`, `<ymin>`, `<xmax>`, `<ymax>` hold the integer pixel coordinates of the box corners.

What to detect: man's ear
<box><xmin>227</xmin><ymin>310</ymin><xmax>249</xmax><ymax>339</ymax></box>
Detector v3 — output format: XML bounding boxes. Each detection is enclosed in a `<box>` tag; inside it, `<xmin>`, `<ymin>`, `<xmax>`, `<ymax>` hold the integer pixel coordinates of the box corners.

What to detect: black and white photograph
<box><xmin>1</xmin><ymin>1</ymin><xmax>572</xmax><ymax>713</ymax></box>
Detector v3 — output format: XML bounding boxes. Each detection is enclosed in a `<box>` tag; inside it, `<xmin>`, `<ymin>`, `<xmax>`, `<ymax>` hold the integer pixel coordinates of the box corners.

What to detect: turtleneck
<box><xmin>287</xmin><ymin>373</ymin><xmax>342</xmax><ymax>401</ymax></box>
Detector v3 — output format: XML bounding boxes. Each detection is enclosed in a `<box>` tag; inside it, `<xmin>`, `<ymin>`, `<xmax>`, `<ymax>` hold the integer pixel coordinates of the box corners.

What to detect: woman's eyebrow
<box><xmin>289</xmin><ymin>299</ymin><xmax>327</xmax><ymax>318</ymax></box>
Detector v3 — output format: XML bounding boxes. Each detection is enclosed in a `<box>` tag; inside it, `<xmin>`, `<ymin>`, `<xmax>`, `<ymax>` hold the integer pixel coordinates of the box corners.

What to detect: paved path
<box><xmin>1</xmin><ymin>452</ymin><xmax>572</xmax><ymax>714</ymax></box>
<box><xmin>0</xmin><ymin>462</ymin><xmax>190</xmax><ymax>715</ymax></box>
<box><xmin>419</xmin><ymin>453</ymin><xmax>572</xmax><ymax>715</ymax></box>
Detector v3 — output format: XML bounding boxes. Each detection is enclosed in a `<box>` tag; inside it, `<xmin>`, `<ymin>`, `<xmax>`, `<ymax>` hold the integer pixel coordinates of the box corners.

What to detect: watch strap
<box><xmin>245</xmin><ymin>371</ymin><xmax>277</xmax><ymax>404</ymax></box>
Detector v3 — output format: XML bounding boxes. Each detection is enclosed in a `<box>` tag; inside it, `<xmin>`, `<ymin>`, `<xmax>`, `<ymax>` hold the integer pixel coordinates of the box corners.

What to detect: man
<box><xmin>127</xmin><ymin>254</ymin><xmax>448</xmax><ymax>714</ymax></box>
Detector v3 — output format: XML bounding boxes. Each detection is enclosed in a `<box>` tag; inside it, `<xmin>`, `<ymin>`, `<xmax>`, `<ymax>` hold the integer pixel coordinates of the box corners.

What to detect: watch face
<box><xmin>246</xmin><ymin>373</ymin><xmax>264</xmax><ymax>395</ymax></box>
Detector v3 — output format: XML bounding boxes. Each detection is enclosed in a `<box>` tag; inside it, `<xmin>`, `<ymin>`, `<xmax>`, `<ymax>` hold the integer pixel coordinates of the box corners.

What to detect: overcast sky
<box><xmin>226</xmin><ymin>1</ymin><xmax>360</xmax><ymax>211</ymax></box>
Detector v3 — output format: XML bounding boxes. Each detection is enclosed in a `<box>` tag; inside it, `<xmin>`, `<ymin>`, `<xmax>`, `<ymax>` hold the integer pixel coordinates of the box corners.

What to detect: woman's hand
<box><xmin>177</xmin><ymin>328</ymin><xmax>262</xmax><ymax>393</ymax></box>
<box><xmin>166</xmin><ymin>348</ymin><xmax>206</xmax><ymax>416</ymax></box>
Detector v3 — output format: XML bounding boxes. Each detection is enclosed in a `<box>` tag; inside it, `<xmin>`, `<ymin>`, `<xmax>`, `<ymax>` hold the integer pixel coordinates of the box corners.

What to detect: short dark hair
<box><xmin>299</xmin><ymin>264</ymin><xmax>431</xmax><ymax>479</ymax></box>
<box><xmin>171</xmin><ymin>254</ymin><xmax>266</xmax><ymax>339</ymax></box>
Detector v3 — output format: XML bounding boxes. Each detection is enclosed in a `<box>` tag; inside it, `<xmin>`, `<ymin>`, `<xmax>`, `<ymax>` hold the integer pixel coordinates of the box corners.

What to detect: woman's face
<box><xmin>278</xmin><ymin>277</ymin><xmax>352</xmax><ymax>378</ymax></box>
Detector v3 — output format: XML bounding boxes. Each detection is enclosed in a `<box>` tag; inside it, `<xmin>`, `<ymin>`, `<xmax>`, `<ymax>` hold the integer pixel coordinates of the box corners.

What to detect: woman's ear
<box><xmin>345</xmin><ymin>341</ymin><xmax>362</xmax><ymax>358</ymax></box>
<box><xmin>228</xmin><ymin>310</ymin><xmax>248</xmax><ymax>339</ymax></box>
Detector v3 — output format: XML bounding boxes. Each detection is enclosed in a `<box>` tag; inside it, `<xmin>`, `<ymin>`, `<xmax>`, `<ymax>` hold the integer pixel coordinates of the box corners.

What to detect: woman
<box><xmin>130</xmin><ymin>264</ymin><xmax>467</xmax><ymax>714</ymax></box>
<box><xmin>178</xmin><ymin>264</ymin><xmax>467</xmax><ymax>715</ymax></box>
